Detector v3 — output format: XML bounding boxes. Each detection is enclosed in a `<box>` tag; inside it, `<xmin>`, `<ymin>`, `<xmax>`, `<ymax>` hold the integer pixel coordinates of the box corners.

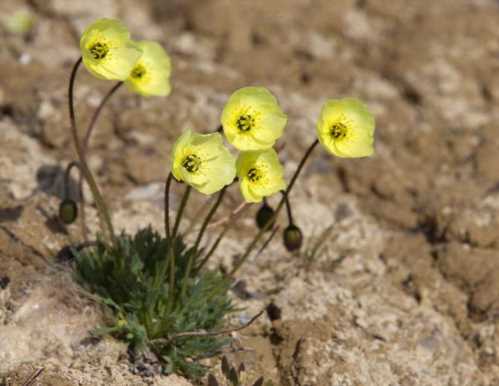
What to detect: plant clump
<box><xmin>75</xmin><ymin>228</ymin><xmax>233</xmax><ymax>378</ymax></box>
<box><xmin>59</xmin><ymin>16</ymin><xmax>376</xmax><ymax>382</ymax></box>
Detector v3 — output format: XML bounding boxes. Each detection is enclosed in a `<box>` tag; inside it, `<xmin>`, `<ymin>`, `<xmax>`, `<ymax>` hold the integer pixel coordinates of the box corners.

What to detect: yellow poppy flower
<box><xmin>316</xmin><ymin>98</ymin><xmax>375</xmax><ymax>158</ymax></box>
<box><xmin>125</xmin><ymin>40</ymin><xmax>172</xmax><ymax>97</ymax></box>
<box><xmin>80</xmin><ymin>18</ymin><xmax>142</xmax><ymax>81</ymax></box>
<box><xmin>171</xmin><ymin>130</ymin><xmax>236</xmax><ymax>195</ymax></box>
<box><xmin>236</xmin><ymin>149</ymin><xmax>286</xmax><ymax>203</ymax></box>
<box><xmin>221</xmin><ymin>87</ymin><xmax>287</xmax><ymax>151</ymax></box>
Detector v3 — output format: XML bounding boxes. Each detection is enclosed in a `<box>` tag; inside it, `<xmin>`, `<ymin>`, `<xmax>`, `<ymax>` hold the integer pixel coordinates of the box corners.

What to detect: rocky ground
<box><xmin>1</xmin><ymin>0</ymin><xmax>499</xmax><ymax>385</ymax></box>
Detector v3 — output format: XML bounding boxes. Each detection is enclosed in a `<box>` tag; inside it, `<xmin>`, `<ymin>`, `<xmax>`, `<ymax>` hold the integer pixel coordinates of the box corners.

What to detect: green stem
<box><xmin>196</xmin><ymin>190</ymin><xmax>246</xmax><ymax>273</ymax></box>
<box><xmin>168</xmin><ymin>242</ymin><xmax>176</xmax><ymax>308</ymax></box>
<box><xmin>254</xmin><ymin>225</ymin><xmax>280</xmax><ymax>260</ymax></box>
<box><xmin>181</xmin><ymin>187</ymin><xmax>226</xmax><ymax>296</ymax></box>
<box><xmin>68</xmin><ymin>57</ymin><xmax>116</xmax><ymax>246</ymax></box>
<box><xmin>282</xmin><ymin>191</ymin><xmax>295</xmax><ymax>225</ymax></box>
<box><xmin>82</xmin><ymin>81</ymin><xmax>123</xmax><ymax>152</ymax></box>
<box><xmin>78</xmin><ymin>167</ymin><xmax>88</xmax><ymax>242</ymax></box>
<box><xmin>230</xmin><ymin>139</ymin><xmax>319</xmax><ymax>276</ymax></box>
<box><xmin>168</xmin><ymin>183</ymin><xmax>192</xmax><ymax>305</ymax></box>
<box><xmin>193</xmin><ymin>187</ymin><xmax>226</xmax><ymax>252</ymax></box>
<box><xmin>196</xmin><ymin>225</ymin><xmax>228</xmax><ymax>273</ymax></box>
<box><xmin>164</xmin><ymin>172</ymin><xmax>173</xmax><ymax>239</ymax></box>
<box><xmin>76</xmin><ymin>82</ymin><xmax>122</xmax><ymax>241</ymax></box>
<box><xmin>63</xmin><ymin>161</ymin><xmax>80</xmax><ymax>199</ymax></box>
<box><xmin>63</xmin><ymin>160</ymin><xmax>88</xmax><ymax>240</ymax></box>
<box><xmin>172</xmin><ymin>184</ymin><xmax>192</xmax><ymax>239</ymax></box>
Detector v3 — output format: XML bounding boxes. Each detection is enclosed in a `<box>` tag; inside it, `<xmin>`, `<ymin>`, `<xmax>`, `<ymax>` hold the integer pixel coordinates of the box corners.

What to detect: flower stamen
<box><xmin>130</xmin><ymin>64</ymin><xmax>146</xmax><ymax>79</ymax></box>
<box><xmin>182</xmin><ymin>154</ymin><xmax>201</xmax><ymax>173</ymax></box>
<box><xmin>247</xmin><ymin>168</ymin><xmax>261</xmax><ymax>182</ymax></box>
<box><xmin>236</xmin><ymin>114</ymin><xmax>255</xmax><ymax>132</ymax></box>
<box><xmin>331</xmin><ymin>122</ymin><xmax>347</xmax><ymax>140</ymax></box>
<box><xmin>89</xmin><ymin>42</ymin><xmax>109</xmax><ymax>60</ymax></box>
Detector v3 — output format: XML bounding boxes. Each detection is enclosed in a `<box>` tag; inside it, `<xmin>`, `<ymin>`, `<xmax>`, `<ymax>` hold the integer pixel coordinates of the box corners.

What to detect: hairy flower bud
<box><xmin>283</xmin><ymin>224</ymin><xmax>303</xmax><ymax>252</ymax></box>
<box><xmin>255</xmin><ymin>202</ymin><xmax>275</xmax><ymax>231</ymax></box>
<box><xmin>59</xmin><ymin>199</ymin><xmax>78</xmax><ymax>224</ymax></box>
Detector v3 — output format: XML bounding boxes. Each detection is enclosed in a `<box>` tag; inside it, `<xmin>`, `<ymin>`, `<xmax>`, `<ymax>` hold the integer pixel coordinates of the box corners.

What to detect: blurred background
<box><xmin>1</xmin><ymin>0</ymin><xmax>499</xmax><ymax>385</ymax></box>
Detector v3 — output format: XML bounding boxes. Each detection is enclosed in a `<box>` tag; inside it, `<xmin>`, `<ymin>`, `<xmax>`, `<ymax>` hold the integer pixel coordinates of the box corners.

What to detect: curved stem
<box><xmin>77</xmin><ymin>82</ymin><xmax>122</xmax><ymax>241</ymax></box>
<box><xmin>63</xmin><ymin>161</ymin><xmax>80</xmax><ymax>199</ymax></box>
<box><xmin>172</xmin><ymin>184</ymin><xmax>192</xmax><ymax>239</ymax></box>
<box><xmin>254</xmin><ymin>225</ymin><xmax>280</xmax><ymax>260</ymax></box>
<box><xmin>282</xmin><ymin>191</ymin><xmax>294</xmax><ymax>225</ymax></box>
<box><xmin>167</xmin><ymin>183</ymin><xmax>191</xmax><ymax>305</ymax></box>
<box><xmin>167</xmin><ymin>244</ymin><xmax>176</xmax><ymax>307</ymax></box>
<box><xmin>68</xmin><ymin>57</ymin><xmax>116</xmax><ymax>246</ymax></box>
<box><xmin>78</xmin><ymin>174</ymin><xmax>88</xmax><ymax>241</ymax></box>
<box><xmin>230</xmin><ymin>139</ymin><xmax>319</xmax><ymax>276</ymax></box>
<box><xmin>164</xmin><ymin>172</ymin><xmax>173</xmax><ymax>239</ymax></box>
<box><xmin>196</xmin><ymin>195</ymin><xmax>245</xmax><ymax>273</ymax></box>
<box><xmin>193</xmin><ymin>187</ymin><xmax>226</xmax><ymax>252</ymax></box>
<box><xmin>181</xmin><ymin>187</ymin><xmax>226</xmax><ymax>296</ymax></box>
<box><xmin>196</xmin><ymin>224</ymin><xmax>229</xmax><ymax>272</ymax></box>
<box><xmin>63</xmin><ymin>160</ymin><xmax>88</xmax><ymax>240</ymax></box>
<box><xmin>82</xmin><ymin>81</ymin><xmax>123</xmax><ymax>152</ymax></box>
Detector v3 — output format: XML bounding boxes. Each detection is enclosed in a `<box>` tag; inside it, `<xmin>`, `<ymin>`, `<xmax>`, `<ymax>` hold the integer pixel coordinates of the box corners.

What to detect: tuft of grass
<box><xmin>74</xmin><ymin>227</ymin><xmax>234</xmax><ymax>379</ymax></box>
<box><xmin>301</xmin><ymin>224</ymin><xmax>335</xmax><ymax>263</ymax></box>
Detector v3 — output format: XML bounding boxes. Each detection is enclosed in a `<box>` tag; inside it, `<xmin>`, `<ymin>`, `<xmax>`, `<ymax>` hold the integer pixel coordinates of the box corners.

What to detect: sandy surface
<box><xmin>1</xmin><ymin>0</ymin><xmax>499</xmax><ymax>385</ymax></box>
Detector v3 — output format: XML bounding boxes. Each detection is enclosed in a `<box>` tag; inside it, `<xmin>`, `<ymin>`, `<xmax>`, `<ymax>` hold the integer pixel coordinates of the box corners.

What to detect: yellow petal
<box><xmin>251</xmin><ymin>111</ymin><xmax>287</xmax><ymax>145</ymax></box>
<box><xmin>236</xmin><ymin>149</ymin><xmax>286</xmax><ymax>203</ymax></box>
<box><xmin>171</xmin><ymin>129</ymin><xmax>194</xmax><ymax>181</ymax></box>
<box><xmin>170</xmin><ymin>129</ymin><xmax>236</xmax><ymax>195</ymax></box>
<box><xmin>125</xmin><ymin>40</ymin><xmax>172</xmax><ymax>97</ymax></box>
<box><xmin>316</xmin><ymin>98</ymin><xmax>375</xmax><ymax>158</ymax></box>
<box><xmin>240</xmin><ymin>179</ymin><xmax>262</xmax><ymax>203</ymax></box>
<box><xmin>80</xmin><ymin>18</ymin><xmax>142</xmax><ymax>81</ymax></box>
<box><xmin>221</xmin><ymin>87</ymin><xmax>287</xmax><ymax>151</ymax></box>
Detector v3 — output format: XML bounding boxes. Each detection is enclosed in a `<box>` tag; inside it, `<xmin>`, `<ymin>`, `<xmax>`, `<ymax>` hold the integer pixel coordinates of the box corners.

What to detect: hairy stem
<box><xmin>63</xmin><ymin>161</ymin><xmax>80</xmax><ymax>199</ymax></box>
<box><xmin>254</xmin><ymin>225</ymin><xmax>280</xmax><ymax>260</ymax></box>
<box><xmin>196</xmin><ymin>195</ymin><xmax>245</xmax><ymax>273</ymax></box>
<box><xmin>196</xmin><ymin>226</ymin><xmax>228</xmax><ymax>273</ymax></box>
<box><xmin>193</xmin><ymin>187</ymin><xmax>226</xmax><ymax>252</ymax></box>
<box><xmin>282</xmin><ymin>191</ymin><xmax>295</xmax><ymax>225</ymax></box>
<box><xmin>82</xmin><ymin>81</ymin><xmax>123</xmax><ymax>152</ymax></box>
<box><xmin>172</xmin><ymin>184</ymin><xmax>192</xmax><ymax>240</ymax></box>
<box><xmin>181</xmin><ymin>187</ymin><xmax>226</xmax><ymax>296</ymax></box>
<box><xmin>63</xmin><ymin>160</ymin><xmax>87</xmax><ymax>240</ymax></box>
<box><xmin>168</xmin><ymin>183</ymin><xmax>192</xmax><ymax>305</ymax></box>
<box><xmin>68</xmin><ymin>57</ymin><xmax>116</xmax><ymax>245</ymax></box>
<box><xmin>230</xmin><ymin>139</ymin><xmax>319</xmax><ymax>276</ymax></box>
<box><xmin>164</xmin><ymin>172</ymin><xmax>173</xmax><ymax>239</ymax></box>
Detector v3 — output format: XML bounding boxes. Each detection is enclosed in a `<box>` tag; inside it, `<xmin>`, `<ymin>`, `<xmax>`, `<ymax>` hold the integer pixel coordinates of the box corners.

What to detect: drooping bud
<box><xmin>59</xmin><ymin>199</ymin><xmax>78</xmax><ymax>224</ymax></box>
<box><xmin>255</xmin><ymin>202</ymin><xmax>275</xmax><ymax>231</ymax></box>
<box><xmin>283</xmin><ymin>224</ymin><xmax>303</xmax><ymax>252</ymax></box>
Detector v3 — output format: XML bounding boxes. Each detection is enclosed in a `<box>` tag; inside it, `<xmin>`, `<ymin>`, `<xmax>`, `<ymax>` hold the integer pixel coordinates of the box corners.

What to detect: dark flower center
<box><xmin>89</xmin><ymin>42</ymin><xmax>109</xmax><ymax>60</ymax></box>
<box><xmin>330</xmin><ymin>122</ymin><xmax>347</xmax><ymax>139</ymax></box>
<box><xmin>237</xmin><ymin>114</ymin><xmax>255</xmax><ymax>132</ymax></box>
<box><xmin>182</xmin><ymin>154</ymin><xmax>201</xmax><ymax>173</ymax></box>
<box><xmin>131</xmin><ymin>64</ymin><xmax>146</xmax><ymax>79</ymax></box>
<box><xmin>247</xmin><ymin>168</ymin><xmax>261</xmax><ymax>182</ymax></box>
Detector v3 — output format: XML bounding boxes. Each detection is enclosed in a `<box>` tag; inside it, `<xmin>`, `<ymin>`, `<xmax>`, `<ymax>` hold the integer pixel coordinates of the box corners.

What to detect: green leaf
<box><xmin>73</xmin><ymin>227</ymin><xmax>234</xmax><ymax>380</ymax></box>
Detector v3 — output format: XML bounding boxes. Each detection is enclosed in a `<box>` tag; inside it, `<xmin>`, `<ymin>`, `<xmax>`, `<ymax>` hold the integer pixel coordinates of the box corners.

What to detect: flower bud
<box><xmin>59</xmin><ymin>199</ymin><xmax>78</xmax><ymax>224</ymax></box>
<box><xmin>255</xmin><ymin>202</ymin><xmax>275</xmax><ymax>231</ymax></box>
<box><xmin>283</xmin><ymin>224</ymin><xmax>303</xmax><ymax>252</ymax></box>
